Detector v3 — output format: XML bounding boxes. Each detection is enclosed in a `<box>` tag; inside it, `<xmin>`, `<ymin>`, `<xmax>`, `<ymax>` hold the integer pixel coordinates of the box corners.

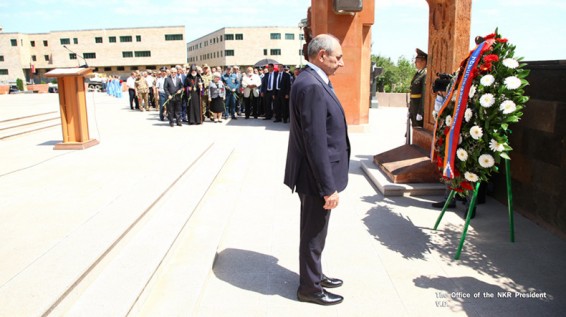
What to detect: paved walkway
<box><xmin>0</xmin><ymin>93</ymin><xmax>565</xmax><ymax>316</ymax></box>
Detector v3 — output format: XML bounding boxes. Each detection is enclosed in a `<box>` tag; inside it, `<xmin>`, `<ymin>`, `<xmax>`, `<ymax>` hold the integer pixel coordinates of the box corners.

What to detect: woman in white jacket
<box><xmin>241</xmin><ymin>66</ymin><xmax>262</xmax><ymax>119</ymax></box>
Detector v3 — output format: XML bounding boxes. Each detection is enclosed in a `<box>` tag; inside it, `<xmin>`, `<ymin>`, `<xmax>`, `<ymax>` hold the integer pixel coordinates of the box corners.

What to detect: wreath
<box><xmin>432</xmin><ymin>29</ymin><xmax>530</xmax><ymax>195</ymax></box>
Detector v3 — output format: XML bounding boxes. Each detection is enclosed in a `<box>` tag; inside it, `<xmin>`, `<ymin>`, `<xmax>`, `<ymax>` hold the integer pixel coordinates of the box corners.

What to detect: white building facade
<box><xmin>187</xmin><ymin>27</ymin><xmax>305</xmax><ymax>69</ymax></box>
<box><xmin>0</xmin><ymin>26</ymin><xmax>187</xmax><ymax>83</ymax></box>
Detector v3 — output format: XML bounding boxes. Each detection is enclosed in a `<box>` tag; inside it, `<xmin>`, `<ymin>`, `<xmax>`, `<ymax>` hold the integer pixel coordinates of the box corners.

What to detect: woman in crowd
<box><xmin>208</xmin><ymin>72</ymin><xmax>226</xmax><ymax>123</ymax></box>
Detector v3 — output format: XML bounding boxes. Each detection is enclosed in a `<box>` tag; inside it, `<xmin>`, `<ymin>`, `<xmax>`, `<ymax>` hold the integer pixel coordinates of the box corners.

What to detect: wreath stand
<box><xmin>433</xmin><ymin>159</ymin><xmax>515</xmax><ymax>259</ymax></box>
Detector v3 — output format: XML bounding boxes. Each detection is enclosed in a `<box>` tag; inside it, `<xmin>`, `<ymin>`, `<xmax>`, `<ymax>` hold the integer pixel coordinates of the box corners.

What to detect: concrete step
<box><xmin>46</xmin><ymin>143</ymin><xmax>234</xmax><ymax>316</ymax></box>
<box><xmin>0</xmin><ymin>142</ymin><xmax>218</xmax><ymax>316</ymax></box>
<box><xmin>129</xmin><ymin>146</ymin><xmax>249</xmax><ymax>317</ymax></box>
<box><xmin>0</xmin><ymin>111</ymin><xmax>60</xmax><ymax>140</ymax></box>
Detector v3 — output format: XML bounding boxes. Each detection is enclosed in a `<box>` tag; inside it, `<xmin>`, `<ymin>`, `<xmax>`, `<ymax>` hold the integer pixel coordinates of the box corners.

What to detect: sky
<box><xmin>0</xmin><ymin>0</ymin><xmax>564</xmax><ymax>63</ymax></box>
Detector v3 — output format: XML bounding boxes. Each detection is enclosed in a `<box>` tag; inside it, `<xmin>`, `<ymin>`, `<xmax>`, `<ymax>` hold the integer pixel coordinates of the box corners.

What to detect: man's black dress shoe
<box><xmin>297</xmin><ymin>290</ymin><xmax>343</xmax><ymax>306</ymax></box>
<box><xmin>431</xmin><ymin>200</ymin><xmax>456</xmax><ymax>208</ymax></box>
<box><xmin>273</xmin><ymin>119</ymin><xmax>282</xmax><ymax>122</ymax></box>
<box><xmin>321</xmin><ymin>275</ymin><xmax>343</xmax><ymax>288</ymax></box>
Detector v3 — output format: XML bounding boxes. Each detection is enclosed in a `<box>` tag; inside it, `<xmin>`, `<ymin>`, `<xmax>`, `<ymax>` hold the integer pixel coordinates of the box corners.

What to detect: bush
<box><xmin>16</xmin><ymin>78</ymin><xmax>24</xmax><ymax>91</ymax></box>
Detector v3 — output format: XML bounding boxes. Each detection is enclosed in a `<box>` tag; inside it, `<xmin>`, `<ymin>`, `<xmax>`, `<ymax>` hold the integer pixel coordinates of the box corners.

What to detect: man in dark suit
<box><xmin>260</xmin><ymin>63</ymin><xmax>276</xmax><ymax>120</ymax></box>
<box><xmin>163</xmin><ymin>68</ymin><xmax>184</xmax><ymax>127</ymax></box>
<box><xmin>274</xmin><ymin>64</ymin><xmax>292</xmax><ymax>123</ymax></box>
<box><xmin>284</xmin><ymin>34</ymin><xmax>350</xmax><ymax>306</ymax></box>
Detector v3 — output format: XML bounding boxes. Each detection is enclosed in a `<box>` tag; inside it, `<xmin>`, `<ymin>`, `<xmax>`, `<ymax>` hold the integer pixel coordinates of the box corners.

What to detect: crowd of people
<box><xmin>122</xmin><ymin>63</ymin><xmax>301</xmax><ymax>127</ymax></box>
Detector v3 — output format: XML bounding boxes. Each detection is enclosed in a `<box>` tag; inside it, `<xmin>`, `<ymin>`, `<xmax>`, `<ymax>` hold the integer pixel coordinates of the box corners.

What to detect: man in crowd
<box><xmin>274</xmin><ymin>64</ymin><xmax>292</xmax><ymax>123</ymax></box>
<box><xmin>222</xmin><ymin>66</ymin><xmax>240</xmax><ymax>120</ymax></box>
<box><xmin>163</xmin><ymin>67</ymin><xmax>184</xmax><ymax>127</ymax></box>
<box><xmin>126</xmin><ymin>72</ymin><xmax>139</xmax><ymax>110</ymax></box>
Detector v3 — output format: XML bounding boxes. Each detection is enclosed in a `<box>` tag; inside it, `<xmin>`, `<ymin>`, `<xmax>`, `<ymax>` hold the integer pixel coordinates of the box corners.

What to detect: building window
<box><xmin>0</xmin><ymin>56</ymin><xmax>4</xmax><ymax>62</ymax></box>
<box><xmin>225</xmin><ymin>50</ymin><xmax>234</xmax><ymax>56</ymax></box>
<box><xmin>31</xmin><ymin>55</ymin><xmax>37</xmax><ymax>62</ymax></box>
<box><xmin>136</xmin><ymin>35</ymin><xmax>141</xmax><ymax>42</ymax></box>
<box><xmin>0</xmin><ymin>69</ymin><xmax>8</xmax><ymax>75</ymax></box>
<box><xmin>60</xmin><ymin>38</ymin><xmax>70</xmax><ymax>45</ymax></box>
<box><xmin>270</xmin><ymin>49</ymin><xmax>281</xmax><ymax>56</ymax></box>
<box><xmin>122</xmin><ymin>51</ymin><xmax>133</xmax><ymax>58</ymax></box>
<box><xmin>285</xmin><ymin>33</ymin><xmax>295</xmax><ymax>40</ymax></box>
<box><xmin>95</xmin><ymin>37</ymin><xmax>103</xmax><ymax>43</ymax></box>
<box><xmin>236</xmin><ymin>34</ymin><xmax>244</xmax><ymax>40</ymax></box>
<box><xmin>225</xmin><ymin>34</ymin><xmax>234</xmax><ymax>41</ymax></box>
<box><xmin>299</xmin><ymin>34</ymin><xmax>304</xmax><ymax>41</ymax></box>
<box><xmin>299</xmin><ymin>49</ymin><xmax>303</xmax><ymax>56</ymax></box>
<box><xmin>44</xmin><ymin>55</ymin><xmax>50</xmax><ymax>61</ymax></box>
<box><xmin>73</xmin><ymin>38</ymin><xmax>78</xmax><ymax>44</ymax></box>
<box><xmin>134</xmin><ymin>51</ymin><xmax>151</xmax><ymax>57</ymax></box>
<box><xmin>109</xmin><ymin>36</ymin><xmax>116</xmax><ymax>43</ymax></box>
<box><xmin>10</xmin><ymin>39</ymin><xmax>17</xmax><ymax>46</ymax></box>
<box><xmin>30</xmin><ymin>40</ymin><xmax>36</xmax><ymax>47</ymax></box>
<box><xmin>263</xmin><ymin>49</ymin><xmax>268</xmax><ymax>56</ymax></box>
<box><xmin>220</xmin><ymin>35</ymin><xmax>223</xmax><ymax>41</ymax></box>
<box><xmin>117</xmin><ymin>66</ymin><xmax>125</xmax><ymax>71</ymax></box>
<box><xmin>165</xmin><ymin>34</ymin><xmax>183</xmax><ymax>41</ymax></box>
<box><xmin>270</xmin><ymin>33</ymin><xmax>281</xmax><ymax>40</ymax></box>
<box><xmin>130</xmin><ymin>66</ymin><xmax>138</xmax><ymax>71</ymax></box>
<box><xmin>120</xmin><ymin>36</ymin><xmax>132</xmax><ymax>42</ymax></box>
<box><xmin>104</xmin><ymin>67</ymin><xmax>112</xmax><ymax>71</ymax></box>
<box><xmin>43</xmin><ymin>40</ymin><xmax>48</xmax><ymax>46</ymax></box>
<box><xmin>83</xmin><ymin>52</ymin><xmax>96</xmax><ymax>59</ymax></box>
<box><xmin>69</xmin><ymin>53</ymin><xmax>77</xmax><ymax>60</ymax></box>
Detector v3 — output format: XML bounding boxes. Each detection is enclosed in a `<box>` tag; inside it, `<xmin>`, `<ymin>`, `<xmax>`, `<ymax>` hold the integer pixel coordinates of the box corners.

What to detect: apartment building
<box><xmin>0</xmin><ymin>26</ymin><xmax>187</xmax><ymax>83</ymax></box>
<box><xmin>187</xmin><ymin>27</ymin><xmax>305</xmax><ymax>69</ymax></box>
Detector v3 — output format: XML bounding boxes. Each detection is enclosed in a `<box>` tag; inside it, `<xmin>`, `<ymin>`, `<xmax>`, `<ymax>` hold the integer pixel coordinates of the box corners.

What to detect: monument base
<box><xmin>54</xmin><ymin>139</ymin><xmax>99</xmax><ymax>150</ymax></box>
<box><xmin>373</xmin><ymin>144</ymin><xmax>439</xmax><ymax>184</ymax></box>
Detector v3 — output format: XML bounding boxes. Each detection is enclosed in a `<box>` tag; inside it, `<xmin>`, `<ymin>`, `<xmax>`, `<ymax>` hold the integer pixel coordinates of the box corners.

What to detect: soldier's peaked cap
<box><xmin>416</xmin><ymin>48</ymin><xmax>428</xmax><ymax>60</ymax></box>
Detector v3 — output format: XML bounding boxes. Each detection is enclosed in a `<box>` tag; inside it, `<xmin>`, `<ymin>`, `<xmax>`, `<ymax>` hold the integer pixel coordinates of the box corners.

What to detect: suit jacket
<box><xmin>276</xmin><ymin>71</ymin><xmax>292</xmax><ymax>97</ymax></box>
<box><xmin>163</xmin><ymin>76</ymin><xmax>183</xmax><ymax>99</ymax></box>
<box><xmin>284</xmin><ymin>66</ymin><xmax>350</xmax><ymax>197</ymax></box>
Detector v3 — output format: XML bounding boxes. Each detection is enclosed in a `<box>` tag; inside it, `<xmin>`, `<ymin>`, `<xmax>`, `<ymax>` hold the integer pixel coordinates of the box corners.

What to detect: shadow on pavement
<box><xmin>213</xmin><ymin>248</ymin><xmax>299</xmax><ymax>301</ymax></box>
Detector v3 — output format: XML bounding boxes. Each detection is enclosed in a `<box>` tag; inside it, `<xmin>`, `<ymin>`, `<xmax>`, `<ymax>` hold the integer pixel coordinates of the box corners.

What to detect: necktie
<box><xmin>328</xmin><ymin>80</ymin><xmax>334</xmax><ymax>92</ymax></box>
<box><xmin>172</xmin><ymin>76</ymin><xmax>176</xmax><ymax>87</ymax></box>
<box><xmin>276</xmin><ymin>73</ymin><xmax>281</xmax><ymax>90</ymax></box>
<box><xmin>268</xmin><ymin>73</ymin><xmax>274</xmax><ymax>91</ymax></box>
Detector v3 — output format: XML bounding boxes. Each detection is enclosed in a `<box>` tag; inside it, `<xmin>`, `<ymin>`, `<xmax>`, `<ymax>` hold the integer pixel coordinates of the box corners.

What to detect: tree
<box><xmin>371</xmin><ymin>55</ymin><xmax>416</xmax><ymax>93</ymax></box>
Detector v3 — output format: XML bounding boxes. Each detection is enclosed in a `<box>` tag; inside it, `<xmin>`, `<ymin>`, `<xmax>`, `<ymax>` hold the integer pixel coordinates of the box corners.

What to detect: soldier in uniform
<box><xmin>135</xmin><ymin>71</ymin><xmax>150</xmax><ymax>111</ymax></box>
<box><xmin>409</xmin><ymin>48</ymin><xmax>427</xmax><ymax>128</ymax></box>
<box><xmin>200</xmin><ymin>64</ymin><xmax>213</xmax><ymax>121</ymax></box>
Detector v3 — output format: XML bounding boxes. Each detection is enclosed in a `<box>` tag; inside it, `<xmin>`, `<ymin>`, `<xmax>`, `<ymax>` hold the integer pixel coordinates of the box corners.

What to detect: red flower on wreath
<box><xmin>480</xmin><ymin>62</ymin><xmax>493</xmax><ymax>72</ymax></box>
<box><xmin>496</xmin><ymin>38</ymin><xmax>508</xmax><ymax>43</ymax></box>
<box><xmin>484</xmin><ymin>54</ymin><xmax>499</xmax><ymax>63</ymax></box>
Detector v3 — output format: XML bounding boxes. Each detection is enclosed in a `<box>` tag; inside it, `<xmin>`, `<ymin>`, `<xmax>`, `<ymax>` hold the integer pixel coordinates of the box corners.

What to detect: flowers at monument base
<box><xmin>431</xmin><ymin>29</ymin><xmax>530</xmax><ymax>195</ymax></box>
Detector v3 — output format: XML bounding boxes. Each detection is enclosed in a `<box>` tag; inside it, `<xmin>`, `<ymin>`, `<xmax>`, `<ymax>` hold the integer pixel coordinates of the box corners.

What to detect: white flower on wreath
<box><xmin>489</xmin><ymin>139</ymin><xmax>505</xmax><ymax>152</ymax></box>
<box><xmin>464</xmin><ymin>108</ymin><xmax>473</xmax><ymax>122</ymax></box>
<box><xmin>469</xmin><ymin>85</ymin><xmax>477</xmax><ymax>98</ymax></box>
<box><xmin>480</xmin><ymin>74</ymin><xmax>495</xmax><ymax>87</ymax></box>
<box><xmin>465</xmin><ymin>172</ymin><xmax>479</xmax><ymax>182</ymax></box>
<box><xmin>458</xmin><ymin>134</ymin><xmax>463</xmax><ymax>145</ymax></box>
<box><xmin>457</xmin><ymin>148</ymin><xmax>468</xmax><ymax>161</ymax></box>
<box><xmin>445</xmin><ymin>115</ymin><xmax>453</xmax><ymax>127</ymax></box>
<box><xmin>470</xmin><ymin>125</ymin><xmax>483</xmax><ymax>140</ymax></box>
<box><xmin>479</xmin><ymin>154</ymin><xmax>495</xmax><ymax>168</ymax></box>
<box><xmin>504</xmin><ymin>76</ymin><xmax>522</xmax><ymax>90</ymax></box>
<box><xmin>480</xmin><ymin>93</ymin><xmax>496</xmax><ymax>108</ymax></box>
<box><xmin>502</xmin><ymin>58</ymin><xmax>519</xmax><ymax>69</ymax></box>
<box><xmin>500</xmin><ymin>100</ymin><xmax>517</xmax><ymax>114</ymax></box>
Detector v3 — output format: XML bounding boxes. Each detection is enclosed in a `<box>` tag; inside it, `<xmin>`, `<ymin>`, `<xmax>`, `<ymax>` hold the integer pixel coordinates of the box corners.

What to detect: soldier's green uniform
<box><xmin>200</xmin><ymin>65</ymin><xmax>213</xmax><ymax>120</ymax></box>
<box><xmin>409</xmin><ymin>48</ymin><xmax>427</xmax><ymax>128</ymax></box>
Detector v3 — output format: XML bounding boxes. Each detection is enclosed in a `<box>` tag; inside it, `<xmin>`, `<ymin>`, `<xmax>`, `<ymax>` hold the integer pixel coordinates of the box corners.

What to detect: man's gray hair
<box><xmin>307</xmin><ymin>34</ymin><xmax>340</xmax><ymax>58</ymax></box>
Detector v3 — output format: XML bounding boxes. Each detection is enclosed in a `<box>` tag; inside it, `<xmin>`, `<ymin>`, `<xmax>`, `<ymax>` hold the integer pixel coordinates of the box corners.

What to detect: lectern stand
<box><xmin>45</xmin><ymin>67</ymin><xmax>99</xmax><ymax>150</ymax></box>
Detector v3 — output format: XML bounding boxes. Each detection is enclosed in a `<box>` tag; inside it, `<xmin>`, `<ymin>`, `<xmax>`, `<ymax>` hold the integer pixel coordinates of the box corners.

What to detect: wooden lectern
<box><xmin>45</xmin><ymin>68</ymin><xmax>99</xmax><ymax>150</ymax></box>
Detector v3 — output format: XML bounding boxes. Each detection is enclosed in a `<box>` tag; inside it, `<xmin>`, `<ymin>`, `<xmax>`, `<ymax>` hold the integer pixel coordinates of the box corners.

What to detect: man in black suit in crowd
<box><xmin>274</xmin><ymin>64</ymin><xmax>292</xmax><ymax>123</ymax></box>
<box><xmin>260</xmin><ymin>63</ymin><xmax>276</xmax><ymax>120</ymax></box>
<box><xmin>163</xmin><ymin>68</ymin><xmax>184</xmax><ymax>127</ymax></box>
<box><xmin>284</xmin><ymin>34</ymin><xmax>350</xmax><ymax>306</ymax></box>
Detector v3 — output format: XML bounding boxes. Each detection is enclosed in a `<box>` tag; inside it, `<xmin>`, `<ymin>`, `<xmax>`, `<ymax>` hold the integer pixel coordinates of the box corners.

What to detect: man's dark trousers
<box><xmin>129</xmin><ymin>88</ymin><xmax>139</xmax><ymax>110</ymax></box>
<box><xmin>298</xmin><ymin>192</ymin><xmax>330</xmax><ymax>294</ymax></box>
